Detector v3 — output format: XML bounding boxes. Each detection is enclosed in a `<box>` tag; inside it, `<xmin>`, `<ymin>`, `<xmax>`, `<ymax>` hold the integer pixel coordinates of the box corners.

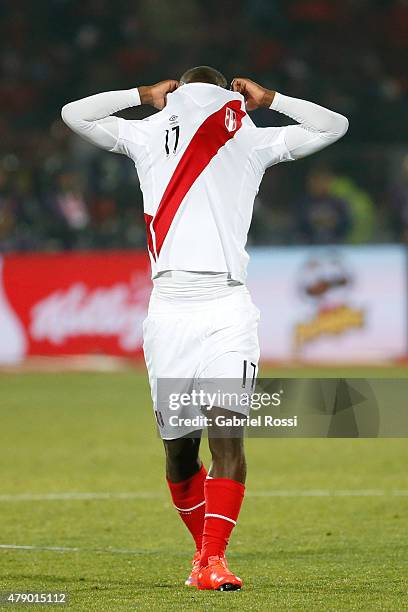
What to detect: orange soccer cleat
<box><xmin>185</xmin><ymin>550</ymin><xmax>201</xmax><ymax>587</ymax></box>
<box><xmin>197</xmin><ymin>555</ymin><xmax>243</xmax><ymax>591</ymax></box>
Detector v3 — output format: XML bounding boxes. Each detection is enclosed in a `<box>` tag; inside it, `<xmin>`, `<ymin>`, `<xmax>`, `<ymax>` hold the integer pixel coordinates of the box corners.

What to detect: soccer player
<box><xmin>61</xmin><ymin>66</ymin><xmax>348</xmax><ymax>591</ymax></box>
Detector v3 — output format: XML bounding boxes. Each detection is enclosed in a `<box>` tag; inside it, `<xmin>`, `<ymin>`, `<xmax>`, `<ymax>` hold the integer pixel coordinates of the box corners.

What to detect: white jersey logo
<box><xmin>225</xmin><ymin>107</ymin><xmax>237</xmax><ymax>132</ymax></box>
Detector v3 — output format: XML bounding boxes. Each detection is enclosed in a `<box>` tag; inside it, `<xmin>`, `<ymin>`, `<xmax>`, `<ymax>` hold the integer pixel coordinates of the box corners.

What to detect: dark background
<box><xmin>0</xmin><ymin>0</ymin><xmax>407</xmax><ymax>252</ymax></box>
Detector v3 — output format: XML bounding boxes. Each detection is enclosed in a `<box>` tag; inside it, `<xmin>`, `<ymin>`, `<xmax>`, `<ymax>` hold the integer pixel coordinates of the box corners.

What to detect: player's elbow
<box><xmin>319</xmin><ymin>113</ymin><xmax>349</xmax><ymax>147</ymax></box>
<box><xmin>61</xmin><ymin>102</ymin><xmax>76</xmax><ymax>128</ymax></box>
<box><xmin>333</xmin><ymin>114</ymin><xmax>349</xmax><ymax>138</ymax></box>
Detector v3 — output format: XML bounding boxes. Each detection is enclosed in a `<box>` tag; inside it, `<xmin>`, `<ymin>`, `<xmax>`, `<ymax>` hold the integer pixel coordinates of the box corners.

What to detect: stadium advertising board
<box><xmin>247</xmin><ymin>245</ymin><xmax>407</xmax><ymax>363</ymax></box>
<box><xmin>0</xmin><ymin>246</ymin><xmax>406</xmax><ymax>364</ymax></box>
<box><xmin>0</xmin><ymin>252</ymin><xmax>151</xmax><ymax>363</ymax></box>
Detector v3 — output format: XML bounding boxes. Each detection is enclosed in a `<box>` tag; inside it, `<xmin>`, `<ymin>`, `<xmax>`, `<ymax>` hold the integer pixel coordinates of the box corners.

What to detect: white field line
<box><xmin>0</xmin><ymin>492</ymin><xmax>163</xmax><ymax>502</ymax></box>
<box><xmin>0</xmin><ymin>489</ymin><xmax>408</xmax><ymax>503</ymax></box>
<box><xmin>0</xmin><ymin>544</ymin><xmax>161</xmax><ymax>555</ymax></box>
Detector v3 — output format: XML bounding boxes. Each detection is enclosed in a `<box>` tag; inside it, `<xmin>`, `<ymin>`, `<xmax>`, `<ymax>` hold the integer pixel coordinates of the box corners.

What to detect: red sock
<box><xmin>200</xmin><ymin>477</ymin><xmax>245</xmax><ymax>566</ymax></box>
<box><xmin>167</xmin><ymin>465</ymin><xmax>207</xmax><ymax>551</ymax></box>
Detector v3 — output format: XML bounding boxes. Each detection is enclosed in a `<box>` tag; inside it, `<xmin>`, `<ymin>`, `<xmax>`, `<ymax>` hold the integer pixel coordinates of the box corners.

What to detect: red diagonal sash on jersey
<box><xmin>152</xmin><ymin>100</ymin><xmax>245</xmax><ymax>256</ymax></box>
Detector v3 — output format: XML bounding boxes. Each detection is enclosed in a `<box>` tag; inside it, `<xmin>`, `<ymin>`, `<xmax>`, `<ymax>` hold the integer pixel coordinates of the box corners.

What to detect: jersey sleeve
<box><xmin>249</xmin><ymin>126</ymin><xmax>295</xmax><ymax>171</ymax></box>
<box><xmin>112</xmin><ymin>118</ymin><xmax>150</xmax><ymax>165</ymax></box>
<box><xmin>270</xmin><ymin>93</ymin><xmax>349</xmax><ymax>160</ymax></box>
<box><xmin>61</xmin><ymin>88</ymin><xmax>145</xmax><ymax>156</ymax></box>
<box><xmin>249</xmin><ymin>92</ymin><xmax>349</xmax><ymax>171</ymax></box>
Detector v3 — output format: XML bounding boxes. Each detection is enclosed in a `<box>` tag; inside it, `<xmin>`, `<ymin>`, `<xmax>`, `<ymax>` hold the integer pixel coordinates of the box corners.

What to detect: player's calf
<box><xmin>165</xmin><ymin>436</ymin><xmax>207</xmax><ymax>579</ymax></box>
<box><xmin>163</xmin><ymin>436</ymin><xmax>202</xmax><ymax>482</ymax></box>
<box><xmin>197</xmin><ymin>406</ymin><xmax>247</xmax><ymax>576</ymax></box>
<box><xmin>208</xmin><ymin>430</ymin><xmax>246</xmax><ymax>483</ymax></box>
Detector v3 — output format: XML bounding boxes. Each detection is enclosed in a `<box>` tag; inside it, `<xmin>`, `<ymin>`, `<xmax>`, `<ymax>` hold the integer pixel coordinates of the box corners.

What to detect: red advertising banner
<box><xmin>0</xmin><ymin>251</ymin><xmax>151</xmax><ymax>363</ymax></box>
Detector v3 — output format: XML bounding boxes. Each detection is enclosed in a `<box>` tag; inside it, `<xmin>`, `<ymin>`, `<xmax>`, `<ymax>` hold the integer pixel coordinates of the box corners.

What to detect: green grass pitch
<box><xmin>0</xmin><ymin>368</ymin><xmax>407</xmax><ymax>610</ymax></box>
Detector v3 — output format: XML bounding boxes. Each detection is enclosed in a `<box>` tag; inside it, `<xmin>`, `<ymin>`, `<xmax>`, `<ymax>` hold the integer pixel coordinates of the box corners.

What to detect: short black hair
<box><xmin>179</xmin><ymin>66</ymin><xmax>227</xmax><ymax>89</ymax></box>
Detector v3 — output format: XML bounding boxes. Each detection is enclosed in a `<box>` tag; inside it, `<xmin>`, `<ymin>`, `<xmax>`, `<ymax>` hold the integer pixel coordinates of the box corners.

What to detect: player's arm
<box><xmin>61</xmin><ymin>80</ymin><xmax>179</xmax><ymax>152</ymax></box>
<box><xmin>231</xmin><ymin>78</ymin><xmax>348</xmax><ymax>159</ymax></box>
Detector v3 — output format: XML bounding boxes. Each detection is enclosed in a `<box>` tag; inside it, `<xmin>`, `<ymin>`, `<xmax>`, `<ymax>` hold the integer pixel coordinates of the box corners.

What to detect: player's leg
<box><xmin>197</xmin><ymin>289</ymin><xmax>260</xmax><ymax>590</ymax></box>
<box><xmin>196</xmin><ymin>409</ymin><xmax>246</xmax><ymax>590</ymax></box>
<box><xmin>206</xmin><ymin>406</ymin><xmax>246</xmax><ymax>482</ymax></box>
<box><xmin>142</xmin><ymin>302</ymin><xmax>208</xmax><ymax>585</ymax></box>
<box><xmin>163</xmin><ymin>435</ymin><xmax>202</xmax><ymax>483</ymax></box>
<box><xmin>164</xmin><ymin>434</ymin><xmax>207</xmax><ymax>584</ymax></box>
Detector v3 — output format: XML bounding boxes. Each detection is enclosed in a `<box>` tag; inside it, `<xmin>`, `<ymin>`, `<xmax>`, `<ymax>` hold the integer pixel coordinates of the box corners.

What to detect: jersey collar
<box><xmin>168</xmin><ymin>83</ymin><xmax>244</xmax><ymax>108</ymax></box>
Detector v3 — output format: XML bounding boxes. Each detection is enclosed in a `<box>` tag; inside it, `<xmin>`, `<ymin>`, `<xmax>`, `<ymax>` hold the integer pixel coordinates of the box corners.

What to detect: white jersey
<box><xmin>61</xmin><ymin>83</ymin><xmax>348</xmax><ymax>283</ymax></box>
<box><xmin>113</xmin><ymin>85</ymin><xmax>291</xmax><ymax>282</ymax></box>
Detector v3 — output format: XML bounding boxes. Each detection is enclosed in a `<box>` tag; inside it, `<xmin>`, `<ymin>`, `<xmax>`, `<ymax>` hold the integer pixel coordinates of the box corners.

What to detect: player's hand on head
<box><xmin>231</xmin><ymin>78</ymin><xmax>275</xmax><ymax>111</ymax></box>
<box><xmin>139</xmin><ymin>80</ymin><xmax>179</xmax><ymax>110</ymax></box>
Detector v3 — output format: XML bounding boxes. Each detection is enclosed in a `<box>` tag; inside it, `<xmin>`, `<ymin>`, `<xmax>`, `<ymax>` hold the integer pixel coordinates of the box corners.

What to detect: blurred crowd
<box><xmin>0</xmin><ymin>0</ymin><xmax>407</xmax><ymax>253</ymax></box>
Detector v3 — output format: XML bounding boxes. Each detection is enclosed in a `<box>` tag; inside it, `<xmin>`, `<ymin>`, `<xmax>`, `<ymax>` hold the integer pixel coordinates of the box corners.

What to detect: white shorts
<box><xmin>143</xmin><ymin>285</ymin><xmax>260</xmax><ymax>439</ymax></box>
